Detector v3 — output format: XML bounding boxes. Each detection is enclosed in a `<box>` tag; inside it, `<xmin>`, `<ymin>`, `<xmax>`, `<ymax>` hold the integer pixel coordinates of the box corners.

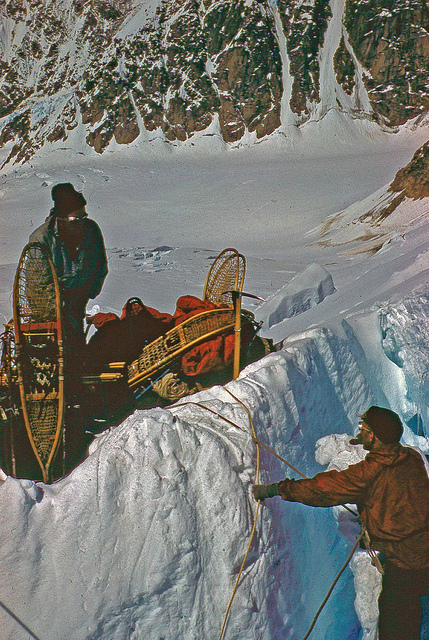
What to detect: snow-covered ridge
<box><xmin>1</xmin><ymin>284</ymin><xmax>428</xmax><ymax>639</ymax></box>
<box><xmin>254</xmin><ymin>263</ymin><xmax>335</xmax><ymax>328</ymax></box>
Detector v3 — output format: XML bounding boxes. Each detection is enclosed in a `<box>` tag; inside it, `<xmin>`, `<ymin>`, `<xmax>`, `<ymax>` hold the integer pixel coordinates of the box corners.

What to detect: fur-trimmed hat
<box><xmin>360</xmin><ymin>406</ymin><xmax>403</xmax><ymax>444</ymax></box>
<box><xmin>51</xmin><ymin>183</ymin><xmax>86</xmax><ymax>217</ymax></box>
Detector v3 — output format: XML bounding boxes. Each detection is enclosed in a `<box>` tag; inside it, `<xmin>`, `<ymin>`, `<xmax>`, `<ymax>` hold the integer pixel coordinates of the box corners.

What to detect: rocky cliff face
<box><xmin>344</xmin><ymin>0</ymin><xmax>429</xmax><ymax>127</ymax></box>
<box><xmin>0</xmin><ymin>0</ymin><xmax>428</xmax><ymax>164</ymax></box>
<box><xmin>388</xmin><ymin>138</ymin><xmax>429</xmax><ymax>205</ymax></box>
<box><xmin>365</xmin><ymin>136</ymin><xmax>429</xmax><ymax>224</ymax></box>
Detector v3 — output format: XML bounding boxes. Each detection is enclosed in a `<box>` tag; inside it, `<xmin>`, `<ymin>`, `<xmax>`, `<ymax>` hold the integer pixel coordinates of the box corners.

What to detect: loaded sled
<box><xmin>0</xmin><ymin>246</ymin><xmax>272</xmax><ymax>482</ymax></box>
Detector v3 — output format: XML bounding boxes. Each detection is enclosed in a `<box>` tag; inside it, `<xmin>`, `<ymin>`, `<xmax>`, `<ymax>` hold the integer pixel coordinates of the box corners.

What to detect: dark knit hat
<box><xmin>51</xmin><ymin>183</ymin><xmax>86</xmax><ymax>217</ymax></box>
<box><xmin>360</xmin><ymin>406</ymin><xmax>403</xmax><ymax>444</ymax></box>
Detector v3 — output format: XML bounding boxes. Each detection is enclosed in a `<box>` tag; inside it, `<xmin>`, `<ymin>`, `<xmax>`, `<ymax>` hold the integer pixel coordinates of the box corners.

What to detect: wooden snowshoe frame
<box><xmin>13</xmin><ymin>242</ymin><xmax>64</xmax><ymax>483</ymax></box>
<box><xmin>203</xmin><ymin>247</ymin><xmax>246</xmax><ymax>379</ymax></box>
<box><xmin>202</xmin><ymin>248</ymin><xmax>245</xmax><ymax>304</ymax></box>
<box><xmin>128</xmin><ymin>307</ymin><xmax>238</xmax><ymax>388</ymax></box>
<box><xmin>128</xmin><ymin>248</ymin><xmax>249</xmax><ymax>389</ymax></box>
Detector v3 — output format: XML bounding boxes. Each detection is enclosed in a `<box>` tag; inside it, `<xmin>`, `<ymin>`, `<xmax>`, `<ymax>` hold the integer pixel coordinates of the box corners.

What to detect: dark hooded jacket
<box><xmin>278</xmin><ymin>443</ymin><xmax>429</xmax><ymax>570</ymax></box>
<box><xmin>30</xmin><ymin>213</ymin><xmax>108</xmax><ymax>304</ymax></box>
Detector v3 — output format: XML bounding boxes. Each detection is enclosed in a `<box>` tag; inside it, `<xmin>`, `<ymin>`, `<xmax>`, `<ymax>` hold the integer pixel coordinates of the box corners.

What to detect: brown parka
<box><xmin>278</xmin><ymin>442</ymin><xmax>429</xmax><ymax>570</ymax></box>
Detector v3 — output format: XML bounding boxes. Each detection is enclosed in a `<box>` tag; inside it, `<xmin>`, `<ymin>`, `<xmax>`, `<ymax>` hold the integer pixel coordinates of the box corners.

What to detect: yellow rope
<box><xmin>177</xmin><ymin>399</ymin><xmax>305</xmax><ymax>478</ymax></box>
<box><xmin>173</xmin><ymin>392</ymin><xmax>362</xmax><ymax>640</ymax></box>
<box><xmin>218</xmin><ymin>499</ymin><xmax>261</xmax><ymax>640</ymax></box>
<box><xmin>254</xmin><ymin>437</ymin><xmax>307</xmax><ymax>478</ymax></box>
<box><xmin>178</xmin><ymin>398</ymin><xmax>357</xmax><ymax>517</ymax></box>
<box><xmin>172</xmin><ymin>394</ymin><xmax>261</xmax><ymax>640</ymax></box>
<box><xmin>218</xmin><ymin>388</ymin><xmax>260</xmax><ymax>640</ymax></box>
<box><xmin>301</xmin><ymin>532</ymin><xmax>364</xmax><ymax>640</ymax></box>
<box><xmin>218</xmin><ymin>392</ymin><xmax>368</xmax><ymax>640</ymax></box>
<box><xmin>223</xmin><ymin>388</ymin><xmax>260</xmax><ymax>482</ymax></box>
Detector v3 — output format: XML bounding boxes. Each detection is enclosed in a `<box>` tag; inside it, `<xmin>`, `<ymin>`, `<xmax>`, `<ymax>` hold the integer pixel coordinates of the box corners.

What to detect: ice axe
<box><xmin>222</xmin><ymin>291</ymin><xmax>266</xmax><ymax>379</ymax></box>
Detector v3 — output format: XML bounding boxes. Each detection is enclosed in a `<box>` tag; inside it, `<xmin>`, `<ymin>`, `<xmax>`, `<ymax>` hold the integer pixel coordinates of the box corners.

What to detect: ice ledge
<box><xmin>254</xmin><ymin>263</ymin><xmax>335</xmax><ymax>328</ymax></box>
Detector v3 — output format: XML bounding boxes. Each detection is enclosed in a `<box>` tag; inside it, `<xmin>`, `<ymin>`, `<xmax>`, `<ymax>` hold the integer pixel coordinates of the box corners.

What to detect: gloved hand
<box><xmin>252</xmin><ymin>483</ymin><xmax>280</xmax><ymax>501</ymax></box>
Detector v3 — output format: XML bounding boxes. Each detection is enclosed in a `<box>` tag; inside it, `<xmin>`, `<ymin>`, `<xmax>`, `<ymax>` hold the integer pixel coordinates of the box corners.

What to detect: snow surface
<box><xmin>1</xmin><ymin>121</ymin><xmax>429</xmax><ymax>639</ymax></box>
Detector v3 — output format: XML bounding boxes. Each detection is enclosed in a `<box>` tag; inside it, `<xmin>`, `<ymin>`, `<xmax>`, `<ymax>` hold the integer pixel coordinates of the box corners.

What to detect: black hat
<box><xmin>351</xmin><ymin>406</ymin><xmax>403</xmax><ymax>445</ymax></box>
<box><xmin>51</xmin><ymin>183</ymin><xmax>86</xmax><ymax>217</ymax></box>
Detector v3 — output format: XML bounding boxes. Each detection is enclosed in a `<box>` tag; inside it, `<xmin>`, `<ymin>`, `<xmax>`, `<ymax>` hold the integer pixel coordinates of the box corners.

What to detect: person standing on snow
<box><xmin>30</xmin><ymin>183</ymin><xmax>108</xmax><ymax>355</ymax></box>
<box><xmin>253</xmin><ymin>406</ymin><xmax>429</xmax><ymax>640</ymax></box>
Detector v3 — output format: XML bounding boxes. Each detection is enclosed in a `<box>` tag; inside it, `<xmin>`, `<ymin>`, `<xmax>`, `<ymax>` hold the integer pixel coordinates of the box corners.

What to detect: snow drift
<box><xmin>254</xmin><ymin>263</ymin><xmax>335</xmax><ymax>328</ymax></box>
<box><xmin>1</xmin><ymin>281</ymin><xmax>428</xmax><ymax>640</ymax></box>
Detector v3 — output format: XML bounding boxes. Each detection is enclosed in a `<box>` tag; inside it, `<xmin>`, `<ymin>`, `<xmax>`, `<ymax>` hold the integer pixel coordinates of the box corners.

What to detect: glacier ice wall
<box><xmin>1</xmin><ymin>289</ymin><xmax>429</xmax><ymax>640</ymax></box>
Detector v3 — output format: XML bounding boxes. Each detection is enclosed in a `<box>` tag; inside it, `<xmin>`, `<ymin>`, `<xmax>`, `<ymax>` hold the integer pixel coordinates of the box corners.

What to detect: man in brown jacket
<box><xmin>253</xmin><ymin>406</ymin><xmax>429</xmax><ymax>640</ymax></box>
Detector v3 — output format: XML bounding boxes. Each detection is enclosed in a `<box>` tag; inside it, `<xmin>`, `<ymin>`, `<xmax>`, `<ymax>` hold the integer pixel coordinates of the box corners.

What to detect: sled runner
<box><xmin>13</xmin><ymin>242</ymin><xmax>64</xmax><ymax>483</ymax></box>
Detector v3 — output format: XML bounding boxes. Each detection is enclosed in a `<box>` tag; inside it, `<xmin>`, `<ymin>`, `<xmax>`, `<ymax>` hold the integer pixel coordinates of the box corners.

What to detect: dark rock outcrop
<box><xmin>390</xmin><ymin>140</ymin><xmax>429</xmax><ymax>199</ymax></box>
<box><xmin>344</xmin><ymin>0</ymin><xmax>429</xmax><ymax>126</ymax></box>
<box><xmin>0</xmin><ymin>0</ymin><xmax>428</xmax><ymax>164</ymax></box>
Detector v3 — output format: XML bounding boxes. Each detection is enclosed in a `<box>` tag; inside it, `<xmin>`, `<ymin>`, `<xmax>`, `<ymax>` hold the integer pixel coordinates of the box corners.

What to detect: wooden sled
<box><xmin>128</xmin><ymin>247</ymin><xmax>250</xmax><ymax>390</ymax></box>
<box><xmin>0</xmin><ymin>246</ymin><xmax>269</xmax><ymax>478</ymax></box>
<box><xmin>13</xmin><ymin>242</ymin><xmax>64</xmax><ymax>483</ymax></box>
<box><xmin>128</xmin><ymin>307</ymin><xmax>241</xmax><ymax>388</ymax></box>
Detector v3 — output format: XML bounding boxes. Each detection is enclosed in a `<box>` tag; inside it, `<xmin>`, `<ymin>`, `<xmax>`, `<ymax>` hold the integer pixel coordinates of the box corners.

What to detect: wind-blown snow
<box><xmin>1</xmin><ymin>123</ymin><xmax>429</xmax><ymax>639</ymax></box>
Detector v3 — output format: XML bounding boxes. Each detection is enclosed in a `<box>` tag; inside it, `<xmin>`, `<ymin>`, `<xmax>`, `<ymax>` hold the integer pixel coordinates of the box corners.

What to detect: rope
<box><xmin>217</xmin><ymin>388</ymin><xmax>260</xmax><ymax>640</ymax></box>
<box><xmin>218</xmin><ymin>500</ymin><xmax>261</xmax><ymax>640</ymax></box>
<box><xmin>176</xmin><ymin>400</ymin><xmax>305</xmax><ymax>478</ymax></box>
<box><xmin>301</xmin><ymin>531</ymin><xmax>364</xmax><ymax>640</ymax></box>
<box><xmin>152</xmin><ymin>372</ymin><xmax>195</xmax><ymax>401</ymax></box>
<box><xmin>172</xmin><ymin>392</ymin><xmax>367</xmax><ymax>639</ymax></box>
<box><xmin>172</xmin><ymin>393</ymin><xmax>261</xmax><ymax>640</ymax></box>
<box><xmin>176</xmin><ymin>398</ymin><xmax>358</xmax><ymax>517</ymax></box>
<box><xmin>360</xmin><ymin>523</ymin><xmax>385</xmax><ymax>574</ymax></box>
<box><xmin>0</xmin><ymin>600</ymin><xmax>42</xmax><ymax>640</ymax></box>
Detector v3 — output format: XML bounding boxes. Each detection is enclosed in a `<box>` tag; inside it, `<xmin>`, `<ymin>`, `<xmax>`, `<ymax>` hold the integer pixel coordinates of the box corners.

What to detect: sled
<box><xmin>13</xmin><ymin>242</ymin><xmax>65</xmax><ymax>483</ymax></box>
<box><xmin>128</xmin><ymin>307</ymin><xmax>238</xmax><ymax>388</ymax></box>
<box><xmin>0</xmin><ymin>245</ymin><xmax>270</xmax><ymax>479</ymax></box>
<box><xmin>128</xmin><ymin>248</ymin><xmax>250</xmax><ymax>389</ymax></box>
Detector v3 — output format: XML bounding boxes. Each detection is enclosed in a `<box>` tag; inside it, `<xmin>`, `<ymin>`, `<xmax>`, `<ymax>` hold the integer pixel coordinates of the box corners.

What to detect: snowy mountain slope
<box><xmin>1</xmin><ymin>0</ymin><xmax>428</xmax><ymax>164</ymax></box>
<box><xmin>0</xmin><ymin>337</ymin><xmax>371</xmax><ymax>640</ymax></box>
<box><xmin>3</xmin><ymin>213</ymin><xmax>429</xmax><ymax>640</ymax></box>
<box><xmin>0</xmin><ymin>129</ymin><xmax>426</xmax><ymax>347</ymax></box>
<box><xmin>311</xmin><ymin>134</ymin><xmax>429</xmax><ymax>254</ymax></box>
